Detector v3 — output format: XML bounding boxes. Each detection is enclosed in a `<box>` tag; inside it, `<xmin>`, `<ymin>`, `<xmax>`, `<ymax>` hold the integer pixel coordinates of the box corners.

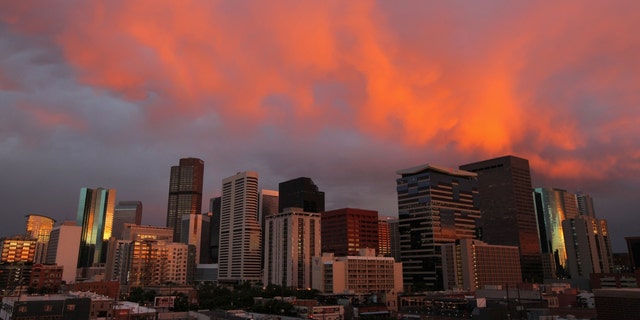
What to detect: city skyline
<box><xmin>1</xmin><ymin>1</ymin><xmax>639</xmax><ymax>252</ymax></box>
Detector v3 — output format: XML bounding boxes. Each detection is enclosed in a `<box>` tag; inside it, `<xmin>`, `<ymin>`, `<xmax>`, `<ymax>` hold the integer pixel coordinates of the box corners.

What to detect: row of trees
<box><xmin>125</xmin><ymin>283</ymin><xmax>321</xmax><ymax>314</ymax></box>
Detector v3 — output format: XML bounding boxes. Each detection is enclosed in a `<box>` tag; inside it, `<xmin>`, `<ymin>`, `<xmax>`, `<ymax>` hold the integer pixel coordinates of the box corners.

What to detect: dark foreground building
<box><xmin>166</xmin><ymin>157</ymin><xmax>204</xmax><ymax>242</ymax></box>
<box><xmin>594</xmin><ymin>288</ymin><xmax>640</xmax><ymax>320</ymax></box>
<box><xmin>278</xmin><ymin>177</ymin><xmax>325</xmax><ymax>213</ymax></box>
<box><xmin>460</xmin><ymin>155</ymin><xmax>543</xmax><ymax>283</ymax></box>
<box><xmin>0</xmin><ymin>295</ymin><xmax>92</xmax><ymax>319</ymax></box>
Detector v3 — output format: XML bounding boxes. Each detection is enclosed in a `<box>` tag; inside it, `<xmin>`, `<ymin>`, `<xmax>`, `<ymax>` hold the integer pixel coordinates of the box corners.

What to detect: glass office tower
<box><xmin>396</xmin><ymin>164</ymin><xmax>480</xmax><ymax>291</ymax></box>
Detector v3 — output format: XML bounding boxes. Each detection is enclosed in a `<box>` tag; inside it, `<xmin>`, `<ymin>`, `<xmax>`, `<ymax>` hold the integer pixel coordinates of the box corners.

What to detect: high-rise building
<box><xmin>389</xmin><ymin>219</ymin><xmax>401</xmax><ymax>262</ymax></box>
<box><xmin>180</xmin><ymin>213</ymin><xmax>211</xmax><ymax>264</ymax></box>
<box><xmin>76</xmin><ymin>187</ymin><xmax>116</xmax><ymax>267</ymax></box>
<box><xmin>563</xmin><ymin>216</ymin><xmax>613</xmax><ymax>288</ymax></box>
<box><xmin>259</xmin><ymin>189</ymin><xmax>279</xmax><ymax>222</ymax></box>
<box><xmin>259</xmin><ymin>190</ymin><xmax>279</xmax><ymax>269</ymax></box>
<box><xmin>115</xmin><ymin>239</ymin><xmax>195</xmax><ymax>287</ymax></box>
<box><xmin>627</xmin><ymin>237</ymin><xmax>640</xmax><ymax>271</ymax></box>
<box><xmin>24</xmin><ymin>214</ymin><xmax>56</xmax><ymax>264</ymax></box>
<box><xmin>121</xmin><ymin>224</ymin><xmax>174</xmax><ymax>241</ymax></box>
<box><xmin>460</xmin><ymin>155</ymin><xmax>543</xmax><ymax>283</ymax></box>
<box><xmin>105</xmin><ymin>224</ymin><xmax>174</xmax><ymax>283</ymax></box>
<box><xmin>166</xmin><ymin>157</ymin><xmax>204</xmax><ymax>242</ymax></box>
<box><xmin>396</xmin><ymin>164</ymin><xmax>480</xmax><ymax>291</ymax></box>
<box><xmin>209</xmin><ymin>197</ymin><xmax>221</xmax><ymax>264</ymax></box>
<box><xmin>575</xmin><ymin>192</ymin><xmax>596</xmax><ymax>218</ymax></box>
<box><xmin>378</xmin><ymin>216</ymin><xmax>393</xmax><ymax>257</ymax></box>
<box><xmin>46</xmin><ymin>221</ymin><xmax>82</xmax><ymax>283</ymax></box>
<box><xmin>263</xmin><ymin>207</ymin><xmax>321</xmax><ymax>288</ymax></box>
<box><xmin>321</xmin><ymin>208</ymin><xmax>379</xmax><ymax>256</ymax></box>
<box><xmin>112</xmin><ymin>201</ymin><xmax>142</xmax><ymax>240</ymax></box>
<box><xmin>218</xmin><ymin>171</ymin><xmax>262</xmax><ymax>283</ymax></box>
<box><xmin>534</xmin><ymin>187</ymin><xmax>579</xmax><ymax>279</ymax></box>
<box><xmin>278</xmin><ymin>177</ymin><xmax>325</xmax><ymax>213</ymax></box>
<box><xmin>442</xmin><ymin>239</ymin><xmax>522</xmax><ymax>291</ymax></box>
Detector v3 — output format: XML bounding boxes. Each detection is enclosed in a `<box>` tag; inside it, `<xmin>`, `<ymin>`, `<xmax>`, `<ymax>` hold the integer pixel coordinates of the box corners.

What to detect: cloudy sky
<box><xmin>1</xmin><ymin>1</ymin><xmax>638</xmax><ymax>251</ymax></box>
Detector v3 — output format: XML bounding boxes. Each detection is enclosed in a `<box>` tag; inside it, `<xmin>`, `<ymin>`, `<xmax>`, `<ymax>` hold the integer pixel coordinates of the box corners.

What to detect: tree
<box><xmin>197</xmin><ymin>282</ymin><xmax>233</xmax><ymax>310</ymax></box>
<box><xmin>127</xmin><ymin>287</ymin><xmax>146</xmax><ymax>304</ymax></box>
<box><xmin>126</xmin><ymin>287</ymin><xmax>156</xmax><ymax>306</ymax></box>
<box><xmin>171</xmin><ymin>292</ymin><xmax>189</xmax><ymax>312</ymax></box>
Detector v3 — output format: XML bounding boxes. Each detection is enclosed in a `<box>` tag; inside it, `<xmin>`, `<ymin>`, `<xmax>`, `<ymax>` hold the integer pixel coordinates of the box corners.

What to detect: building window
<box><xmin>67</xmin><ymin>304</ymin><xmax>75</xmax><ymax>311</ymax></box>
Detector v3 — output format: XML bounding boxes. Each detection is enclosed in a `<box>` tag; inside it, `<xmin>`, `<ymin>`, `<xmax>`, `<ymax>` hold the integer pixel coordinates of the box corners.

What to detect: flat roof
<box><xmin>396</xmin><ymin>164</ymin><xmax>477</xmax><ymax>178</ymax></box>
<box><xmin>594</xmin><ymin>288</ymin><xmax>640</xmax><ymax>299</ymax></box>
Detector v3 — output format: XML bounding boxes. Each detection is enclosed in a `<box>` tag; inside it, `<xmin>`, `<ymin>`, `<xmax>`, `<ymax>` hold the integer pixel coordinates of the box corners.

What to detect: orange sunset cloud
<box><xmin>1</xmin><ymin>1</ymin><xmax>639</xmax><ymax>246</ymax></box>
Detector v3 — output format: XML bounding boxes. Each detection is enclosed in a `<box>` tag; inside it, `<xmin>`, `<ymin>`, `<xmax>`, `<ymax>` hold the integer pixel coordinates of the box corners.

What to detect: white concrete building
<box><xmin>218</xmin><ymin>171</ymin><xmax>262</xmax><ymax>283</ymax></box>
<box><xmin>263</xmin><ymin>207</ymin><xmax>321</xmax><ymax>288</ymax></box>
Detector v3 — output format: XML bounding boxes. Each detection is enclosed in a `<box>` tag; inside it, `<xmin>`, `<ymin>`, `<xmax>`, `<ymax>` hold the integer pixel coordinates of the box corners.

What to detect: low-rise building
<box><xmin>69</xmin><ymin>280</ymin><xmax>120</xmax><ymax>299</ymax></box>
<box><xmin>68</xmin><ymin>291</ymin><xmax>115</xmax><ymax>319</ymax></box>
<box><xmin>114</xmin><ymin>301</ymin><xmax>157</xmax><ymax>320</ymax></box>
<box><xmin>594</xmin><ymin>288</ymin><xmax>640</xmax><ymax>320</ymax></box>
<box><xmin>312</xmin><ymin>249</ymin><xmax>402</xmax><ymax>311</ymax></box>
<box><xmin>28</xmin><ymin>263</ymin><xmax>63</xmax><ymax>293</ymax></box>
<box><xmin>0</xmin><ymin>294</ymin><xmax>91</xmax><ymax>319</ymax></box>
<box><xmin>590</xmin><ymin>270</ymin><xmax>640</xmax><ymax>289</ymax></box>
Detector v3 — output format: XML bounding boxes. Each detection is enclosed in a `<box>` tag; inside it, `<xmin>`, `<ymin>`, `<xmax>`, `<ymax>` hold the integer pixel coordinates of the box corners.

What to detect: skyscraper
<box><xmin>76</xmin><ymin>187</ymin><xmax>116</xmax><ymax>267</ymax></box>
<box><xmin>278</xmin><ymin>177</ymin><xmax>325</xmax><ymax>213</ymax></box>
<box><xmin>575</xmin><ymin>192</ymin><xmax>596</xmax><ymax>217</ymax></box>
<box><xmin>218</xmin><ymin>171</ymin><xmax>262</xmax><ymax>283</ymax></box>
<box><xmin>24</xmin><ymin>214</ymin><xmax>56</xmax><ymax>264</ymax></box>
<box><xmin>533</xmin><ymin>187</ymin><xmax>579</xmax><ymax>279</ymax></box>
<box><xmin>112</xmin><ymin>201</ymin><xmax>142</xmax><ymax>240</ymax></box>
<box><xmin>563</xmin><ymin>216</ymin><xmax>613</xmax><ymax>288</ymax></box>
<box><xmin>378</xmin><ymin>216</ymin><xmax>394</xmax><ymax>258</ymax></box>
<box><xmin>259</xmin><ymin>189</ymin><xmax>278</xmax><ymax>269</ymax></box>
<box><xmin>626</xmin><ymin>237</ymin><xmax>640</xmax><ymax>271</ymax></box>
<box><xmin>167</xmin><ymin>157</ymin><xmax>204</xmax><ymax>242</ymax></box>
<box><xmin>180</xmin><ymin>213</ymin><xmax>211</xmax><ymax>264</ymax></box>
<box><xmin>460</xmin><ymin>155</ymin><xmax>543</xmax><ymax>283</ymax></box>
<box><xmin>46</xmin><ymin>221</ymin><xmax>82</xmax><ymax>283</ymax></box>
<box><xmin>263</xmin><ymin>207</ymin><xmax>321</xmax><ymax>288</ymax></box>
<box><xmin>321</xmin><ymin>208</ymin><xmax>379</xmax><ymax>256</ymax></box>
<box><xmin>259</xmin><ymin>189</ymin><xmax>279</xmax><ymax>222</ymax></box>
<box><xmin>209</xmin><ymin>197</ymin><xmax>221</xmax><ymax>264</ymax></box>
<box><xmin>396</xmin><ymin>164</ymin><xmax>480</xmax><ymax>291</ymax></box>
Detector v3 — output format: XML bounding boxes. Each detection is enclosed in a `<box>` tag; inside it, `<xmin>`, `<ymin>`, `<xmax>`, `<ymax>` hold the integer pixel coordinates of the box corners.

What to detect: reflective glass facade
<box><xmin>396</xmin><ymin>164</ymin><xmax>480</xmax><ymax>291</ymax></box>
<box><xmin>533</xmin><ymin>187</ymin><xmax>578</xmax><ymax>278</ymax></box>
<box><xmin>76</xmin><ymin>187</ymin><xmax>116</xmax><ymax>267</ymax></box>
